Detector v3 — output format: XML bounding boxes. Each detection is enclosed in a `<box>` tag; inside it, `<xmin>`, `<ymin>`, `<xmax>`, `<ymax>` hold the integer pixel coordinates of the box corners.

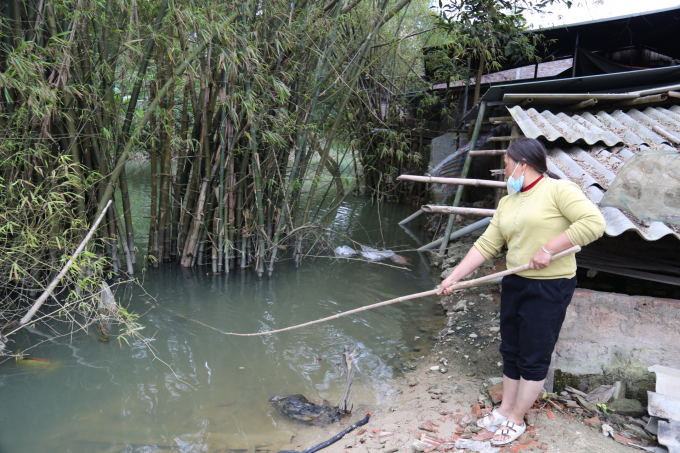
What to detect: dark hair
<box><xmin>506</xmin><ymin>138</ymin><xmax>560</xmax><ymax>180</ymax></box>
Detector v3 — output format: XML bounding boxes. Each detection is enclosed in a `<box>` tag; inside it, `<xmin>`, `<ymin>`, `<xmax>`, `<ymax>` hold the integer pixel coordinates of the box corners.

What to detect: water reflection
<box><xmin>0</xmin><ymin>171</ymin><xmax>441</xmax><ymax>452</ymax></box>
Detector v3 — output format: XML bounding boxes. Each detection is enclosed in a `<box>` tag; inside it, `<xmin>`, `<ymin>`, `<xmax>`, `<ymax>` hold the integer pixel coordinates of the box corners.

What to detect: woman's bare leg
<box><xmin>493</xmin><ymin>378</ymin><xmax>545</xmax><ymax>442</ymax></box>
<box><xmin>487</xmin><ymin>375</ymin><xmax>519</xmax><ymax>422</ymax></box>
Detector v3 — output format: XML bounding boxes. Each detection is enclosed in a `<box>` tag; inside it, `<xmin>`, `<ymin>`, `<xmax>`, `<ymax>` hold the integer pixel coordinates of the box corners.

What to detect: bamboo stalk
<box><xmin>223</xmin><ymin>246</ymin><xmax>581</xmax><ymax>336</ymax></box>
<box><xmin>439</xmin><ymin>101</ymin><xmax>487</xmax><ymax>254</ymax></box>
<box><xmin>112</xmin><ymin>203</ymin><xmax>135</xmax><ymax>274</ymax></box>
<box><xmin>20</xmin><ymin>201</ymin><xmax>113</xmax><ymax>326</ymax></box>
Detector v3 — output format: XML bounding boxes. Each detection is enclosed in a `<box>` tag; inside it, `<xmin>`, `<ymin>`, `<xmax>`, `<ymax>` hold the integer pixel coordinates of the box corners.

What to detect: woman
<box><xmin>437</xmin><ymin>138</ymin><xmax>605</xmax><ymax>446</ymax></box>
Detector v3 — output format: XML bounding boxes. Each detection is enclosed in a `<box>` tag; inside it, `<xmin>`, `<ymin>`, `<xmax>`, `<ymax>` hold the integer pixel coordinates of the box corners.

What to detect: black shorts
<box><xmin>499</xmin><ymin>274</ymin><xmax>577</xmax><ymax>381</ymax></box>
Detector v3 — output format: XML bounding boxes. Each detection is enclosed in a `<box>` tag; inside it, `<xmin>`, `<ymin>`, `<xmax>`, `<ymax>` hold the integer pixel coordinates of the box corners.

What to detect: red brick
<box><xmin>584</xmin><ymin>417</ymin><xmax>602</xmax><ymax>428</ymax></box>
<box><xmin>474</xmin><ymin>403</ymin><xmax>482</xmax><ymax>419</ymax></box>
<box><xmin>419</xmin><ymin>421</ymin><xmax>435</xmax><ymax>432</ymax></box>
<box><xmin>509</xmin><ymin>440</ymin><xmax>539</xmax><ymax>452</ymax></box>
<box><xmin>488</xmin><ymin>382</ymin><xmax>504</xmax><ymax>403</ymax></box>
<box><xmin>546</xmin><ymin>412</ymin><xmax>555</xmax><ymax>420</ymax></box>
<box><xmin>612</xmin><ymin>433</ymin><xmax>640</xmax><ymax>445</ymax></box>
<box><xmin>473</xmin><ymin>431</ymin><xmax>494</xmax><ymax>442</ymax></box>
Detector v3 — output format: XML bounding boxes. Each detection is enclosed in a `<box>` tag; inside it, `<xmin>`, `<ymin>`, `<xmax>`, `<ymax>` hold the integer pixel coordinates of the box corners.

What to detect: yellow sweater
<box><xmin>474</xmin><ymin>177</ymin><xmax>606</xmax><ymax>279</ymax></box>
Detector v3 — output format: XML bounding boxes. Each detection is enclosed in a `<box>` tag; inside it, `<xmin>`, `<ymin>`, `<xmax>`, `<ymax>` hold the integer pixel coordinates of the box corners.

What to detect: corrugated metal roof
<box><xmin>508</xmin><ymin>105</ymin><xmax>680</xmax><ymax>149</ymax></box>
<box><xmin>463</xmin><ymin>65</ymin><xmax>680</xmax><ymax>121</ymax></box>
<box><xmin>509</xmin><ymin>105</ymin><xmax>680</xmax><ymax>241</ymax></box>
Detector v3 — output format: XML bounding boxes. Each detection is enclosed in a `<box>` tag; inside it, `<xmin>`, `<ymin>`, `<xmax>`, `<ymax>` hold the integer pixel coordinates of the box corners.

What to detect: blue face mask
<box><xmin>507</xmin><ymin>162</ymin><xmax>525</xmax><ymax>195</ymax></box>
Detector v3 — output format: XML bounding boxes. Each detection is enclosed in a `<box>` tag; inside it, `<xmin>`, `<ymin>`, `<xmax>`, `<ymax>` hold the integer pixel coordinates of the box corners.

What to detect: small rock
<box><xmin>624</xmin><ymin>424</ymin><xmax>652</xmax><ymax>441</ymax></box>
<box><xmin>497</xmin><ymin>362</ymin><xmax>502</xmax><ymax>367</ymax></box>
<box><xmin>608</xmin><ymin>398</ymin><xmax>646</xmax><ymax>418</ymax></box>
<box><xmin>407</xmin><ymin>380</ymin><xmax>418</xmax><ymax>387</ymax></box>
<box><xmin>482</xmin><ymin>377</ymin><xmax>501</xmax><ymax>388</ymax></box>
<box><xmin>427</xmin><ymin>388</ymin><xmax>443</xmax><ymax>395</ymax></box>
<box><xmin>440</xmin><ymin>368</ymin><xmax>447</xmax><ymax>373</ymax></box>
<box><xmin>463</xmin><ymin>355</ymin><xmax>469</xmax><ymax>359</ymax></box>
<box><xmin>418</xmin><ymin>421</ymin><xmax>435</xmax><ymax>432</ymax></box>
<box><xmin>488</xmin><ymin>327</ymin><xmax>500</xmax><ymax>333</ymax></box>
<box><xmin>468</xmin><ymin>333</ymin><xmax>478</xmax><ymax>338</ymax></box>
<box><xmin>379</xmin><ymin>432</ymin><xmax>393</xmax><ymax>443</ymax></box>
<box><xmin>584</xmin><ymin>417</ymin><xmax>602</xmax><ymax>429</ymax></box>
<box><xmin>451</xmin><ymin>300</ymin><xmax>467</xmax><ymax>312</ymax></box>
<box><xmin>429</xmin><ymin>366</ymin><xmax>440</xmax><ymax>371</ymax></box>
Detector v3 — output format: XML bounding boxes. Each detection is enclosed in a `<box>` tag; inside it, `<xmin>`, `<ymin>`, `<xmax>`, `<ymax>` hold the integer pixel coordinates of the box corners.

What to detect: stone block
<box><xmin>609</xmin><ymin>398</ymin><xmax>646</xmax><ymax>418</ymax></box>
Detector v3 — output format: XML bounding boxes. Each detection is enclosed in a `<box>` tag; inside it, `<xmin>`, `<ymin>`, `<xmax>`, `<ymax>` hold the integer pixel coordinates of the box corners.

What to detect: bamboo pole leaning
<box><xmin>20</xmin><ymin>201</ymin><xmax>113</xmax><ymax>326</ymax></box>
<box><xmin>397</xmin><ymin>175</ymin><xmax>505</xmax><ymax>188</ymax></box>
<box><xmin>222</xmin><ymin>245</ymin><xmax>581</xmax><ymax>336</ymax></box>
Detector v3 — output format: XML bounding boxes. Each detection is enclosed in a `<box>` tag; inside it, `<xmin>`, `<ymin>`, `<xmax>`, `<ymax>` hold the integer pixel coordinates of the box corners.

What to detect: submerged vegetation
<box><xmin>0</xmin><ymin>0</ymin><xmax>569</xmax><ymax>346</ymax></box>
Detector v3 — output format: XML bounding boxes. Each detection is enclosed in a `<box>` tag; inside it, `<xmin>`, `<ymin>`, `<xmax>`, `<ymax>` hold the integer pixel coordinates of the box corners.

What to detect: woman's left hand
<box><xmin>530</xmin><ymin>247</ymin><xmax>552</xmax><ymax>270</ymax></box>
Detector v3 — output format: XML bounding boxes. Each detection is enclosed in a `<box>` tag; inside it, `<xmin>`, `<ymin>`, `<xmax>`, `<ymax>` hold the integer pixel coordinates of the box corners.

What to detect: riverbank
<box><xmin>285</xmin><ymin>276</ymin><xmax>644</xmax><ymax>453</ymax></box>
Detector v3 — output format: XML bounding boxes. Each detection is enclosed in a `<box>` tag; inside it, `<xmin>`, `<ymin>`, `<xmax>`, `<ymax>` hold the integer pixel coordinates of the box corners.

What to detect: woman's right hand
<box><xmin>437</xmin><ymin>275</ymin><xmax>459</xmax><ymax>296</ymax></box>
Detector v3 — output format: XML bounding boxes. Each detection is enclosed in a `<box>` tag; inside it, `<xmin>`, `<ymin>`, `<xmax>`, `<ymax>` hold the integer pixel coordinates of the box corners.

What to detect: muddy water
<box><xmin>0</xmin><ymin>167</ymin><xmax>444</xmax><ymax>452</ymax></box>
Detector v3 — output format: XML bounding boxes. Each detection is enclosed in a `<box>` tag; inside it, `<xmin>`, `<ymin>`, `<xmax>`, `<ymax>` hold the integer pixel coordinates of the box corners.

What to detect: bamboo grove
<box><xmin>0</xmin><ymin>0</ymin><xmax>454</xmax><ymax>333</ymax></box>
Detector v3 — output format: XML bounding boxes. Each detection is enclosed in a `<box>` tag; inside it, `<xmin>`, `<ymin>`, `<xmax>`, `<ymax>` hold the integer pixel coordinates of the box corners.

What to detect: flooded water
<box><xmin>0</xmin><ymin>165</ymin><xmax>442</xmax><ymax>452</ymax></box>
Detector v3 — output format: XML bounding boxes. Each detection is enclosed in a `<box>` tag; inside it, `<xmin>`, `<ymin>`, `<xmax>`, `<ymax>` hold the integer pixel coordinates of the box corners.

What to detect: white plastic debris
<box><xmin>602</xmin><ymin>423</ymin><xmax>615</xmax><ymax>437</ymax></box>
<box><xmin>334</xmin><ymin>246</ymin><xmax>358</xmax><ymax>257</ymax></box>
<box><xmin>454</xmin><ymin>439</ymin><xmax>500</xmax><ymax>453</ymax></box>
<box><xmin>359</xmin><ymin>244</ymin><xmax>395</xmax><ymax>260</ymax></box>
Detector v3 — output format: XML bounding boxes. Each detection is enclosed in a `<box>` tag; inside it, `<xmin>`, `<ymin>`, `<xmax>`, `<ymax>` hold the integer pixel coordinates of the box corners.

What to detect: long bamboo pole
<box><xmin>20</xmin><ymin>200</ymin><xmax>113</xmax><ymax>326</ymax></box>
<box><xmin>221</xmin><ymin>245</ymin><xmax>581</xmax><ymax>336</ymax></box>
<box><xmin>397</xmin><ymin>175</ymin><xmax>505</xmax><ymax>188</ymax></box>
<box><xmin>422</xmin><ymin>205</ymin><xmax>496</xmax><ymax>217</ymax></box>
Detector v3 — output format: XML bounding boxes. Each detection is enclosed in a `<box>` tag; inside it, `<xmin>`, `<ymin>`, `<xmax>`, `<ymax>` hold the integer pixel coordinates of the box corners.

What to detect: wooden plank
<box><xmin>397</xmin><ymin>175</ymin><xmax>506</xmax><ymax>188</ymax></box>
<box><xmin>422</xmin><ymin>205</ymin><xmax>496</xmax><ymax>217</ymax></box>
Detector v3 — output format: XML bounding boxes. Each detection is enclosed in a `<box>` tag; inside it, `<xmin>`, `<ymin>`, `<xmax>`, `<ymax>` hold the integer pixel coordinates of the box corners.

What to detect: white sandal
<box><xmin>476</xmin><ymin>408</ymin><xmax>507</xmax><ymax>428</ymax></box>
<box><xmin>491</xmin><ymin>420</ymin><xmax>526</xmax><ymax>446</ymax></box>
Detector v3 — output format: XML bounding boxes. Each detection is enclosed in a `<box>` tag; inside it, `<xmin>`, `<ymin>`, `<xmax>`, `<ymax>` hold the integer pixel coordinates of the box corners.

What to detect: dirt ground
<box><xmin>283</xmin><ymin>275</ymin><xmax>643</xmax><ymax>453</ymax></box>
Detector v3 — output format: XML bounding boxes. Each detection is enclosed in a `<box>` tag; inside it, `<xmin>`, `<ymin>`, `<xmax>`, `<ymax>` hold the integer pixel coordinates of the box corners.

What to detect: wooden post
<box><xmin>438</xmin><ymin>101</ymin><xmax>487</xmax><ymax>255</ymax></box>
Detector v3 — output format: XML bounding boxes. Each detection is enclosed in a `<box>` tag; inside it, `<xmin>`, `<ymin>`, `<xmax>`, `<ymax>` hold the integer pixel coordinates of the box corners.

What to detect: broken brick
<box><xmin>488</xmin><ymin>382</ymin><xmax>504</xmax><ymax>404</ymax></box>
<box><xmin>612</xmin><ymin>433</ymin><xmax>640</xmax><ymax>445</ymax></box>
